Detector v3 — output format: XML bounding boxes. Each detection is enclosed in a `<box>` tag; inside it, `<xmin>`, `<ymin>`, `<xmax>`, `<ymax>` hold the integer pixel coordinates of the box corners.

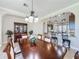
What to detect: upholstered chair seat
<box><xmin>37</xmin><ymin>34</ymin><xmax>42</xmax><ymax>40</ymax></box>
<box><xmin>45</xmin><ymin>38</ymin><xmax>51</xmax><ymax>43</ymax></box>
<box><xmin>22</xmin><ymin>35</ymin><xmax>28</xmax><ymax>39</ymax></box>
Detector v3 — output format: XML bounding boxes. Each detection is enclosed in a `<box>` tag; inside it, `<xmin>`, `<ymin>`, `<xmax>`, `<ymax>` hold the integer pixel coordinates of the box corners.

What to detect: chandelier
<box><xmin>25</xmin><ymin>0</ymin><xmax>38</xmax><ymax>23</ymax></box>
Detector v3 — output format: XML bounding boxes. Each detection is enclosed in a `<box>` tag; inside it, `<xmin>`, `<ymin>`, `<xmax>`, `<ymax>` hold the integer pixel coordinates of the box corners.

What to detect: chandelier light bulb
<box><xmin>29</xmin><ymin>16</ymin><xmax>34</xmax><ymax>23</ymax></box>
<box><xmin>34</xmin><ymin>17</ymin><xmax>38</xmax><ymax>22</ymax></box>
<box><xmin>25</xmin><ymin>17</ymin><xmax>29</xmax><ymax>22</ymax></box>
<box><xmin>29</xmin><ymin>16</ymin><xmax>33</xmax><ymax>20</ymax></box>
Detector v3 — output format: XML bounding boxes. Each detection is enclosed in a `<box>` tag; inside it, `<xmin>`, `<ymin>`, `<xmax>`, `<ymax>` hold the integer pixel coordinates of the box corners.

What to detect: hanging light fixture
<box><xmin>25</xmin><ymin>0</ymin><xmax>38</xmax><ymax>23</ymax></box>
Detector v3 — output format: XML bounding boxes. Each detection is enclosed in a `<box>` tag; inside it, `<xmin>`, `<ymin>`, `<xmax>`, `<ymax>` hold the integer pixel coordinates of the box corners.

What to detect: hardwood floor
<box><xmin>20</xmin><ymin>39</ymin><xmax>58</xmax><ymax>59</ymax></box>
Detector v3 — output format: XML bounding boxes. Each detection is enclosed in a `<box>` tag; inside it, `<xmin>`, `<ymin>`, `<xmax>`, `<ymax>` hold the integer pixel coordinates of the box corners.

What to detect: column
<box><xmin>0</xmin><ymin>14</ymin><xmax>2</xmax><ymax>47</ymax></box>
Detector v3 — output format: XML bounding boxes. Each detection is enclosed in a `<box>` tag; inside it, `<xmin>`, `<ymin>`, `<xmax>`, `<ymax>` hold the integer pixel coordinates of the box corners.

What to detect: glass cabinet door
<box><xmin>14</xmin><ymin>23</ymin><xmax>27</xmax><ymax>33</ymax></box>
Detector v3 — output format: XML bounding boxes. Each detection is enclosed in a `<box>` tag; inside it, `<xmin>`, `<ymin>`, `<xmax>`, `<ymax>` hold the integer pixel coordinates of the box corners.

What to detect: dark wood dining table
<box><xmin>20</xmin><ymin>39</ymin><xmax>58</xmax><ymax>59</ymax></box>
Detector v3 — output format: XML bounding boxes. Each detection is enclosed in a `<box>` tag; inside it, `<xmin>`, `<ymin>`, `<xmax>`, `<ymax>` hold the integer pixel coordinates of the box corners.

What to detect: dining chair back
<box><xmin>54</xmin><ymin>45</ymin><xmax>67</xmax><ymax>59</ymax></box>
<box><xmin>74</xmin><ymin>51</ymin><xmax>79</xmax><ymax>59</ymax></box>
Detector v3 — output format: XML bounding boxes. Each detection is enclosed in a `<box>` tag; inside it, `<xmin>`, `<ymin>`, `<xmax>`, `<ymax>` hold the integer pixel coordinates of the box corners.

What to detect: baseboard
<box><xmin>71</xmin><ymin>46</ymin><xmax>79</xmax><ymax>51</ymax></box>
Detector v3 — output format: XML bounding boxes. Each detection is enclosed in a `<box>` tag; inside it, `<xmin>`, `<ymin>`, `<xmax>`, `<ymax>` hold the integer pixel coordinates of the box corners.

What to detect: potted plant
<box><xmin>6</xmin><ymin>30</ymin><xmax>13</xmax><ymax>38</ymax></box>
<box><xmin>29</xmin><ymin>30</ymin><xmax>33</xmax><ymax>35</ymax></box>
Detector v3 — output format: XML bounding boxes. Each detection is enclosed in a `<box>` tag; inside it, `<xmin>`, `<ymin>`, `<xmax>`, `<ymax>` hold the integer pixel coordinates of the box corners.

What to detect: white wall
<box><xmin>0</xmin><ymin>11</ymin><xmax>6</xmax><ymax>47</ymax></box>
<box><xmin>28</xmin><ymin>21</ymin><xmax>43</xmax><ymax>35</ymax></box>
<box><xmin>2</xmin><ymin>15</ymin><xmax>26</xmax><ymax>44</ymax></box>
<box><xmin>0</xmin><ymin>6</ymin><xmax>26</xmax><ymax>48</ymax></box>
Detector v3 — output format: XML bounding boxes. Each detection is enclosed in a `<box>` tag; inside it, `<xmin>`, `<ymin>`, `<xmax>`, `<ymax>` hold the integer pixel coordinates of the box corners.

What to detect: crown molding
<box><xmin>0</xmin><ymin>6</ymin><xmax>26</xmax><ymax>17</ymax></box>
<box><xmin>40</xmin><ymin>2</ymin><xmax>79</xmax><ymax>21</ymax></box>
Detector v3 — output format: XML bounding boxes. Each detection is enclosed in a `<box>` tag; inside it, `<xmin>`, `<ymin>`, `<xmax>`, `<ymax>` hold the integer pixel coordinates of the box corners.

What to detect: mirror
<box><xmin>69</xmin><ymin>13</ymin><xmax>75</xmax><ymax>37</ymax></box>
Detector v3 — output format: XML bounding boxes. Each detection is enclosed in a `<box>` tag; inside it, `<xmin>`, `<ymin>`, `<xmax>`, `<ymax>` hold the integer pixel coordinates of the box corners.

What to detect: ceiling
<box><xmin>0</xmin><ymin>0</ymin><xmax>79</xmax><ymax>18</ymax></box>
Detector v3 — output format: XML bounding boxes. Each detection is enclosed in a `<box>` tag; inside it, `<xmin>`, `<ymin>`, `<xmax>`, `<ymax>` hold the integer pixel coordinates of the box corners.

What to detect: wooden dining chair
<box><xmin>44</xmin><ymin>37</ymin><xmax>51</xmax><ymax>43</ymax></box>
<box><xmin>3</xmin><ymin>43</ymin><xmax>11</xmax><ymax>59</ymax></box>
<box><xmin>10</xmin><ymin>43</ymin><xmax>24</xmax><ymax>59</ymax></box>
<box><xmin>9</xmin><ymin>38</ymin><xmax>21</xmax><ymax>55</ymax></box>
<box><xmin>74</xmin><ymin>51</ymin><xmax>79</xmax><ymax>59</ymax></box>
<box><xmin>37</xmin><ymin>34</ymin><xmax>42</xmax><ymax>40</ymax></box>
<box><xmin>54</xmin><ymin>45</ymin><xmax>67</xmax><ymax>59</ymax></box>
<box><xmin>10</xmin><ymin>45</ymin><xmax>14</xmax><ymax>59</ymax></box>
<box><xmin>51</xmin><ymin>37</ymin><xmax>58</xmax><ymax>45</ymax></box>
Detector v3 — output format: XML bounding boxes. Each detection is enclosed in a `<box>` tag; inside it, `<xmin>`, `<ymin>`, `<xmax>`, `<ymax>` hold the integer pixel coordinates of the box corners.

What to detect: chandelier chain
<box><xmin>32</xmin><ymin>0</ymin><xmax>33</xmax><ymax>11</ymax></box>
